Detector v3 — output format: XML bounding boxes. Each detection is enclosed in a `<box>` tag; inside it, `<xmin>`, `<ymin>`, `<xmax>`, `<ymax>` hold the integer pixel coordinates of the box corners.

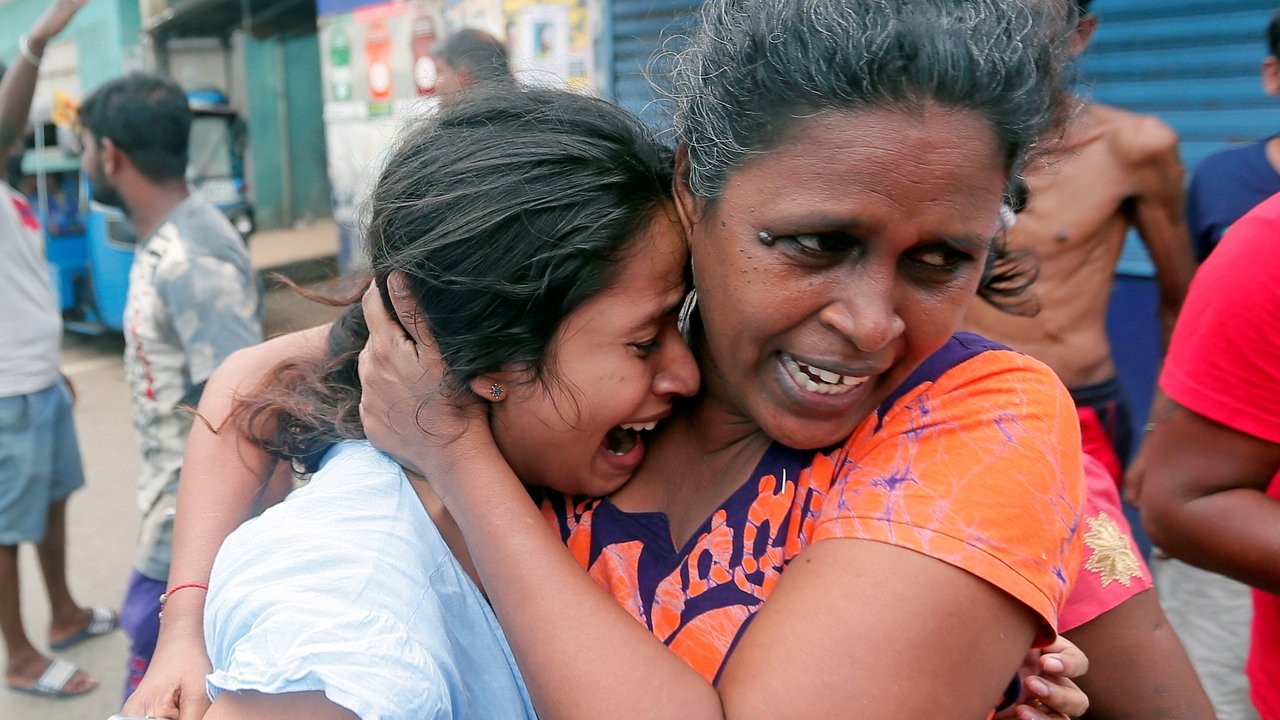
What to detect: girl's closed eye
<box><xmin>631</xmin><ymin>336</ymin><xmax>660</xmax><ymax>354</ymax></box>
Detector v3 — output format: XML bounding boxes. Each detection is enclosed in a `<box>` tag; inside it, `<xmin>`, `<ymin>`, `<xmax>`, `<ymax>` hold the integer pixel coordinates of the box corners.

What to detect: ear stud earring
<box><xmin>490</xmin><ymin>383</ymin><xmax>504</xmax><ymax>399</ymax></box>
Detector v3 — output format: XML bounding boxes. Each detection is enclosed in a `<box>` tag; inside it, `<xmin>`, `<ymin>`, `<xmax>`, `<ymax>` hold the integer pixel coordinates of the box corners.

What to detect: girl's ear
<box><xmin>672</xmin><ymin>144</ymin><xmax>705</xmax><ymax>236</ymax></box>
<box><xmin>468</xmin><ymin>374</ymin><xmax>510</xmax><ymax>403</ymax></box>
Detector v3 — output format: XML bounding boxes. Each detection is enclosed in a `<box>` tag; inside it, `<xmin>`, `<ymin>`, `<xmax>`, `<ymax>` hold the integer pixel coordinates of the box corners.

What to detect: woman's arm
<box><xmin>358</xmin><ymin>283</ymin><xmax>1083</xmax><ymax>720</ymax></box>
<box><xmin>204</xmin><ymin>691</ymin><xmax>359</xmax><ymax>720</ymax></box>
<box><xmin>122</xmin><ymin>326</ymin><xmax>331</xmax><ymax>720</ymax></box>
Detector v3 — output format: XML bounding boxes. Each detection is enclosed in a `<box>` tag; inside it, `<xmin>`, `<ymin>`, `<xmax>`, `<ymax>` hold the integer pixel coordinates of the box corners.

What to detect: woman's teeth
<box><xmin>783</xmin><ymin>354</ymin><xmax>868</xmax><ymax>396</ymax></box>
<box><xmin>620</xmin><ymin>421</ymin><xmax>657</xmax><ymax>432</ymax></box>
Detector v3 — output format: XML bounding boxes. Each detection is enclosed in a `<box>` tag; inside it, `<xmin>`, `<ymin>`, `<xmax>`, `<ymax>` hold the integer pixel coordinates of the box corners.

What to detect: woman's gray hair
<box><xmin>670</xmin><ymin>0</ymin><xmax>1076</xmax><ymax>200</ymax></box>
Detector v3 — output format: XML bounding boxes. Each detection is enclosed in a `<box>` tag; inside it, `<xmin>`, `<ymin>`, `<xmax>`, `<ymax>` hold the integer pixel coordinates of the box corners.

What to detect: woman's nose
<box><xmin>818</xmin><ymin>270</ymin><xmax>906</xmax><ymax>353</ymax></box>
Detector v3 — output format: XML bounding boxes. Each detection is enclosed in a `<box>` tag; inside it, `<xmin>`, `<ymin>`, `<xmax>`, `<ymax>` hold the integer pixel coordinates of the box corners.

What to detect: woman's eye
<box><xmin>912</xmin><ymin>247</ymin><xmax>967</xmax><ymax>270</ymax></box>
<box><xmin>794</xmin><ymin>234</ymin><xmax>825</xmax><ymax>252</ymax></box>
<box><xmin>783</xmin><ymin>233</ymin><xmax>853</xmax><ymax>254</ymax></box>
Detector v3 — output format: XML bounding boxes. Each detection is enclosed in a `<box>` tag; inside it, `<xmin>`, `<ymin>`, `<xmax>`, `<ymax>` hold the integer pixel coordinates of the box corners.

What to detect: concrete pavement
<box><xmin>3</xmin><ymin>219</ymin><xmax>347</xmax><ymax>720</ymax></box>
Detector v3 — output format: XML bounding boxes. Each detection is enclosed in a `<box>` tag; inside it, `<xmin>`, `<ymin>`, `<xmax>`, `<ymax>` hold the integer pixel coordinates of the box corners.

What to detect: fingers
<box><xmin>386</xmin><ymin>271</ymin><xmax>431</xmax><ymax>348</ymax></box>
<box><xmin>1022</xmin><ymin>673</ymin><xmax>1088</xmax><ymax>719</ymax></box>
<box><xmin>178</xmin><ymin>683</ymin><xmax>212</xmax><ymax>720</ymax></box>
<box><xmin>361</xmin><ymin>279</ymin><xmax>411</xmax><ymax>344</ymax></box>
<box><xmin>1014</xmin><ymin>700</ymin><xmax>1070</xmax><ymax>720</ymax></box>
<box><xmin>1040</xmin><ymin>636</ymin><xmax>1089</xmax><ymax>679</ymax></box>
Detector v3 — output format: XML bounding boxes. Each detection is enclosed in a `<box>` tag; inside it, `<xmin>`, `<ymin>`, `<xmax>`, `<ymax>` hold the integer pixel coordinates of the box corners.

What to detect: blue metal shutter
<box><xmin>1082</xmin><ymin>0</ymin><xmax>1277</xmax><ymax>275</ymax></box>
<box><xmin>608</xmin><ymin>0</ymin><xmax>703</xmax><ymax>126</ymax></box>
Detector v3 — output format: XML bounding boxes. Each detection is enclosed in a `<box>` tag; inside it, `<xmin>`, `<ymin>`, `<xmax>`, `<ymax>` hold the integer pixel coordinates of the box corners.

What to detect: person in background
<box><xmin>960</xmin><ymin>4</ymin><xmax>1209</xmax><ymax>715</ymax></box>
<box><xmin>0</xmin><ymin>0</ymin><xmax>118</xmax><ymax>700</ymax></box>
<box><xmin>1126</xmin><ymin>11</ymin><xmax>1280</xmax><ymax>717</ymax></box>
<box><xmin>1184</xmin><ymin>11</ymin><xmax>1280</xmax><ymax>261</ymax></box>
<box><xmin>433</xmin><ymin>28</ymin><xmax>514</xmax><ymax>105</ymax></box>
<box><xmin>1130</xmin><ymin>191</ymin><xmax>1280</xmax><ymax>720</ymax></box>
<box><xmin>1123</xmin><ymin>14</ymin><xmax>1280</xmax><ymax>720</ymax></box>
<box><xmin>77</xmin><ymin>71</ymin><xmax>263</xmax><ymax>701</ymax></box>
<box><xmin>964</xmin><ymin>0</ymin><xmax>1195</xmax><ymax>488</ymax></box>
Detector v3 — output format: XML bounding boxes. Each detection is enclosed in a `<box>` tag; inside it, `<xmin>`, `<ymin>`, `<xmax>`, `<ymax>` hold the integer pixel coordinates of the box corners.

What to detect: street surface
<box><xmin>3</xmin><ymin>221</ymin><xmax>346</xmax><ymax>720</ymax></box>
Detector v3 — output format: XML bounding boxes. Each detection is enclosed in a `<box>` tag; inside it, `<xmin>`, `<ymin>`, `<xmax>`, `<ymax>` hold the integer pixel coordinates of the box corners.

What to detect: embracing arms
<box><xmin>357</xmin><ymin>278</ymin><xmax>1088</xmax><ymax>720</ymax></box>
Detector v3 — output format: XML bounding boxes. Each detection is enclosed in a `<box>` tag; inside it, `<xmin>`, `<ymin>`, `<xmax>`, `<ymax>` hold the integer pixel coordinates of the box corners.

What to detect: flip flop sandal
<box><xmin>50</xmin><ymin>606</ymin><xmax>119</xmax><ymax>651</ymax></box>
<box><xmin>7</xmin><ymin>657</ymin><xmax>95</xmax><ymax>698</ymax></box>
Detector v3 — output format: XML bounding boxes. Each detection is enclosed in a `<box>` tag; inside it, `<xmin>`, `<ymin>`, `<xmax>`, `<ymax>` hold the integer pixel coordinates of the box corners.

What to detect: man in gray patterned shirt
<box><xmin>78</xmin><ymin>72</ymin><xmax>262</xmax><ymax>698</ymax></box>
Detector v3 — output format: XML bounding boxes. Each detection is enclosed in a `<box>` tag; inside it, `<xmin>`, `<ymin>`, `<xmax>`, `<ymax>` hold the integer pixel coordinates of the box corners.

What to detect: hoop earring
<box><xmin>489</xmin><ymin>383</ymin><xmax>504</xmax><ymax>399</ymax></box>
<box><xmin>677</xmin><ymin>288</ymin><xmax>698</xmax><ymax>343</ymax></box>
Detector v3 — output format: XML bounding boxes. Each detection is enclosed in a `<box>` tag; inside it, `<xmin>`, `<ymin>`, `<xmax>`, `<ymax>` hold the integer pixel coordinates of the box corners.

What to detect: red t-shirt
<box><xmin>543</xmin><ymin>334</ymin><xmax>1086</xmax><ymax>684</ymax></box>
<box><xmin>1160</xmin><ymin>190</ymin><xmax>1280</xmax><ymax>719</ymax></box>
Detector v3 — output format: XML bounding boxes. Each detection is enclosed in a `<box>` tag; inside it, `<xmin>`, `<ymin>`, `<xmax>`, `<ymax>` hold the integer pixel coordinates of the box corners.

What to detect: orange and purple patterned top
<box><xmin>541</xmin><ymin>333</ymin><xmax>1087</xmax><ymax>684</ymax></box>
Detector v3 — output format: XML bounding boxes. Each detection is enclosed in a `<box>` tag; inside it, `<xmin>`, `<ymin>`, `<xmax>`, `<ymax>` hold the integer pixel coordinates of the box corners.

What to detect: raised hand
<box><xmin>357</xmin><ymin>273</ymin><xmax>490</xmax><ymax>480</ymax></box>
<box><xmin>29</xmin><ymin>0</ymin><xmax>88</xmax><ymax>50</ymax></box>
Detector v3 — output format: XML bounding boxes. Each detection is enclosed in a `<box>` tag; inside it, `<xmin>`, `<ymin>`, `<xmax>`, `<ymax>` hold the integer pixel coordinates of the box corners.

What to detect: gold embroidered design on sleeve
<box><xmin>1082</xmin><ymin>511</ymin><xmax>1143</xmax><ymax>587</ymax></box>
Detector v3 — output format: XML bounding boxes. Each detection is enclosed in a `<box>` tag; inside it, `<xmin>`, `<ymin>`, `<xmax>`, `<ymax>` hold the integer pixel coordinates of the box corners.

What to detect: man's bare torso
<box><xmin>965</xmin><ymin>102</ymin><xmax>1181</xmax><ymax>389</ymax></box>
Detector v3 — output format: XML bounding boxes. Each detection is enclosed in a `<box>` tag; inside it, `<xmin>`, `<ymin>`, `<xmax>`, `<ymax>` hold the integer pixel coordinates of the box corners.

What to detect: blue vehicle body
<box><xmin>26</xmin><ymin>89</ymin><xmax>253</xmax><ymax>334</ymax></box>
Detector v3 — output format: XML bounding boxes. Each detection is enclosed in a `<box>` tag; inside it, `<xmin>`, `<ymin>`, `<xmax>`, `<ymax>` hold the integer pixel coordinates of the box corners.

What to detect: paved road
<box><xmin>3</xmin><ymin>270</ymin><xmax>348</xmax><ymax>720</ymax></box>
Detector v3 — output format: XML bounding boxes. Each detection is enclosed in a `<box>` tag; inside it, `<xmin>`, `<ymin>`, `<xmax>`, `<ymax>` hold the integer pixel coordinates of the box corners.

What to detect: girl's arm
<box><xmin>122</xmin><ymin>326</ymin><xmax>331</xmax><ymax>720</ymax></box>
<box><xmin>204</xmin><ymin>691</ymin><xmax>359</xmax><ymax>720</ymax></box>
<box><xmin>358</xmin><ymin>282</ymin><xmax>1084</xmax><ymax>720</ymax></box>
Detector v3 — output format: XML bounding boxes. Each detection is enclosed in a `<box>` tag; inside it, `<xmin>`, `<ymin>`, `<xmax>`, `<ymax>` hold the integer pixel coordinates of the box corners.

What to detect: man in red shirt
<box><xmin>1133</xmin><ymin>190</ymin><xmax>1280</xmax><ymax>720</ymax></box>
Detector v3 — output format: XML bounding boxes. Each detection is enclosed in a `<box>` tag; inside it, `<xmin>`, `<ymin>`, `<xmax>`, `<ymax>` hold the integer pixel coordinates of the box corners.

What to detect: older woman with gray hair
<box><xmin>360</xmin><ymin>0</ymin><xmax>1092</xmax><ymax>718</ymax></box>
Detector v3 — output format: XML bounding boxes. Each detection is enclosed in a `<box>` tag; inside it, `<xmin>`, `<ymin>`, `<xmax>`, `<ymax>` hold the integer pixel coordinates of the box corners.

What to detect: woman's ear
<box><xmin>673</xmin><ymin>144</ymin><xmax>705</xmax><ymax>236</ymax></box>
<box><xmin>468</xmin><ymin>374</ymin><xmax>510</xmax><ymax>403</ymax></box>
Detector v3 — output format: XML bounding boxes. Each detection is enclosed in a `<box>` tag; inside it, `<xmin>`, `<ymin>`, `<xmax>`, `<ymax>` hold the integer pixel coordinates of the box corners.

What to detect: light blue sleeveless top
<box><xmin>205</xmin><ymin>440</ymin><xmax>537</xmax><ymax>719</ymax></box>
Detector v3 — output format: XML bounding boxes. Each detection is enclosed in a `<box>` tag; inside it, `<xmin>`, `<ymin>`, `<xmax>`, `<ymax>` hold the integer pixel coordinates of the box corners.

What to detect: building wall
<box><xmin>0</xmin><ymin>0</ymin><xmax>142</xmax><ymax>96</ymax></box>
<box><xmin>243</xmin><ymin>32</ymin><xmax>332</xmax><ymax>229</ymax></box>
<box><xmin>166</xmin><ymin>37</ymin><xmax>233</xmax><ymax>96</ymax></box>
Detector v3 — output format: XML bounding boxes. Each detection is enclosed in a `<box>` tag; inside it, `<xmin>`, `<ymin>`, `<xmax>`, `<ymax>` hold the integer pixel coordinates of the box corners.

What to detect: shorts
<box><xmin>0</xmin><ymin>379</ymin><xmax>86</xmax><ymax>545</ymax></box>
<box><xmin>1152</xmin><ymin>552</ymin><xmax>1259</xmax><ymax>720</ymax></box>
<box><xmin>1071</xmin><ymin>377</ymin><xmax>1132</xmax><ymax>485</ymax></box>
<box><xmin>121</xmin><ymin>569</ymin><xmax>166</xmax><ymax>701</ymax></box>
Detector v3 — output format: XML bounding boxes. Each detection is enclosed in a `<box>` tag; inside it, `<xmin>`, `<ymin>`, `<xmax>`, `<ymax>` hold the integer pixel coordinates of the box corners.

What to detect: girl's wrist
<box><xmin>428</xmin><ymin>437</ymin><xmax>519</xmax><ymax>505</ymax></box>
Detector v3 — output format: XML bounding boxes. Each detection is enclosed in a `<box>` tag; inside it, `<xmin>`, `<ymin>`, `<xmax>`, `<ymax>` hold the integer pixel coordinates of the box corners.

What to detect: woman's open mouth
<box><xmin>781</xmin><ymin>353</ymin><xmax>869</xmax><ymax>396</ymax></box>
<box><xmin>603</xmin><ymin>421</ymin><xmax>657</xmax><ymax>456</ymax></box>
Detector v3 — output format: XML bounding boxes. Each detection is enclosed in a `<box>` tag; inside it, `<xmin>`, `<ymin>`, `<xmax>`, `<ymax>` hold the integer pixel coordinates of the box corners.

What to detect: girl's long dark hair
<box><xmin>233</xmin><ymin>87</ymin><xmax>675</xmax><ymax>472</ymax></box>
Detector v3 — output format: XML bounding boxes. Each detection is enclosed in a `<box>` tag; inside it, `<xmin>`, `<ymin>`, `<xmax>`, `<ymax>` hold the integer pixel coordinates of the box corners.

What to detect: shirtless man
<box><xmin>965</xmin><ymin>0</ymin><xmax>1196</xmax><ymax>484</ymax></box>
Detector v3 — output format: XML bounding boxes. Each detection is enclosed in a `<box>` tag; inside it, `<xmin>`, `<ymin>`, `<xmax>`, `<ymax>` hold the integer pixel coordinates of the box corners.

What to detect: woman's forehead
<box><xmin>717</xmin><ymin>108</ymin><xmax>1005</xmax><ymax>212</ymax></box>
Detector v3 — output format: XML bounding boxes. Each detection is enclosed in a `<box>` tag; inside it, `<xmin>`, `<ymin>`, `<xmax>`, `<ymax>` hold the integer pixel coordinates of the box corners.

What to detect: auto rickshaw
<box><xmin>19</xmin><ymin>90</ymin><xmax>254</xmax><ymax>335</ymax></box>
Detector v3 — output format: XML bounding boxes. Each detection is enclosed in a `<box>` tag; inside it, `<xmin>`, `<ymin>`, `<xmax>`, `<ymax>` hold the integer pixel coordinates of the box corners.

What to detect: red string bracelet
<box><xmin>157</xmin><ymin>583</ymin><xmax>209</xmax><ymax>620</ymax></box>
